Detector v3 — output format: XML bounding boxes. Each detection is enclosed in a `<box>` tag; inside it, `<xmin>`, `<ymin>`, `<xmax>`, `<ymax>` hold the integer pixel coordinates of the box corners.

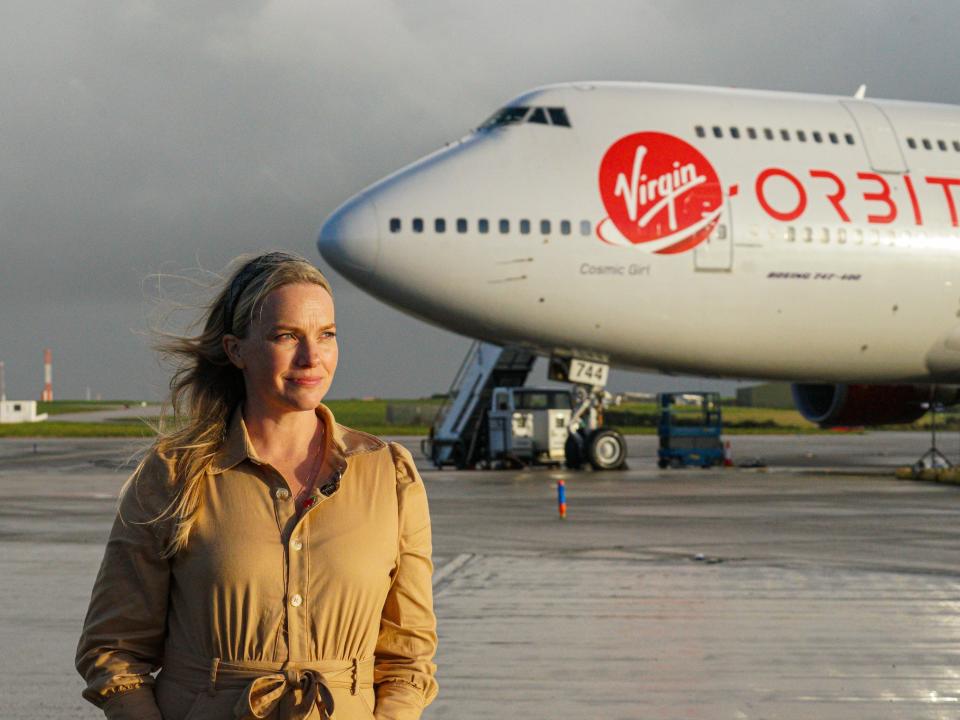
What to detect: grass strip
<box><xmin>0</xmin><ymin>422</ymin><xmax>156</xmax><ymax>438</ymax></box>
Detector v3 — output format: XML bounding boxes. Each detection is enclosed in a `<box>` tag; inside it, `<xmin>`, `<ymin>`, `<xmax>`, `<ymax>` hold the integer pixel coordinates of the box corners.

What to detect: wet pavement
<box><xmin>1</xmin><ymin>432</ymin><xmax>958</xmax><ymax>719</ymax></box>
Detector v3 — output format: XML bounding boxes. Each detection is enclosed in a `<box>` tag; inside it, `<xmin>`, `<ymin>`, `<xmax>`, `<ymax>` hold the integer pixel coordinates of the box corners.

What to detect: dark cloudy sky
<box><xmin>1</xmin><ymin>1</ymin><xmax>958</xmax><ymax>401</ymax></box>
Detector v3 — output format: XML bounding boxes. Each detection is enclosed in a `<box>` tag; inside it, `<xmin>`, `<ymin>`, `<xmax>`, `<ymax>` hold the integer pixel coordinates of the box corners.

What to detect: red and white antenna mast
<box><xmin>41</xmin><ymin>348</ymin><xmax>53</xmax><ymax>402</ymax></box>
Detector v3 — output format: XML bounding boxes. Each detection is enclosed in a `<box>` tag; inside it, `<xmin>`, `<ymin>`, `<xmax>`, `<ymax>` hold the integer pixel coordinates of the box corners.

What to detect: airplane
<box><xmin>318</xmin><ymin>81</ymin><xmax>960</xmax><ymax>469</ymax></box>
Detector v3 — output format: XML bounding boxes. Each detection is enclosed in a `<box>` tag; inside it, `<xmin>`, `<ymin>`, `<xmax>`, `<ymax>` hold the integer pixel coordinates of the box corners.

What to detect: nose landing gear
<box><xmin>560</xmin><ymin>371</ymin><xmax>628</xmax><ymax>471</ymax></box>
<box><xmin>566</xmin><ymin>426</ymin><xmax>628</xmax><ymax>470</ymax></box>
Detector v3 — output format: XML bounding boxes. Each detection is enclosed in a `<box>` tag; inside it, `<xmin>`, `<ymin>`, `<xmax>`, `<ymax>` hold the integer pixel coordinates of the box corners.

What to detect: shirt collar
<box><xmin>210</xmin><ymin>402</ymin><xmax>349</xmax><ymax>475</ymax></box>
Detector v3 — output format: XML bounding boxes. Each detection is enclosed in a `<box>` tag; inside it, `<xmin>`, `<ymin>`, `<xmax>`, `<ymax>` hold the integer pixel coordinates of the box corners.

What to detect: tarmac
<box><xmin>1</xmin><ymin>432</ymin><xmax>958</xmax><ymax>719</ymax></box>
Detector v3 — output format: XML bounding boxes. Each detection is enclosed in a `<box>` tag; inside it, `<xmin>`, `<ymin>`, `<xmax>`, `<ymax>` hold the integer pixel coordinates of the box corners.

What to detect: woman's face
<box><xmin>224</xmin><ymin>282</ymin><xmax>338</xmax><ymax>417</ymax></box>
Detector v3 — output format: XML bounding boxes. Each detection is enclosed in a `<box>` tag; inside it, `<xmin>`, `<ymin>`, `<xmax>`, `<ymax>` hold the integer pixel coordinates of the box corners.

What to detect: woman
<box><xmin>76</xmin><ymin>252</ymin><xmax>438</xmax><ymax>720</ymax></box>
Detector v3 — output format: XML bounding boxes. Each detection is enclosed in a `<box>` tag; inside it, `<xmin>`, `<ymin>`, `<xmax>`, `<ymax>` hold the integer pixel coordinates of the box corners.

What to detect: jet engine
<box><xmin>791</xmin><ymin>383</ymin><xmax>959</xmax><ymax>427</ymax></box>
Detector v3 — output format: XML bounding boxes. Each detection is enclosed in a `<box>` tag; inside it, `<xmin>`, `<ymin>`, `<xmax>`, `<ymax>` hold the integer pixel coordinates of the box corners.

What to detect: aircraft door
<box><xmin>840</xmin><ymin>100</ymin><xmax>907</xmax><ymax>174</ymax></box>
<box><xmin>693</xmin><ymin>184</ymin><xmax>733</xmax><ymax>272</ymax></box>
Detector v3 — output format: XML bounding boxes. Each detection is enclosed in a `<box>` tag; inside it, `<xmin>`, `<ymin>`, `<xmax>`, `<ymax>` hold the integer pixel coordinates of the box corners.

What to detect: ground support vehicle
<box><xmin>657</xmin><ymin>392</ymin><xmax>725</xmax><ymax>468</ymax></box>
<box><xmin>425</xmin><ymin>342</ymin><xmax>628</xmax><ymax>470</ymax></box>
<box><xmin>424</xmin><ymin>374</ymin><xmax>572</xmax><ymax>468</ymax></box>
<box><xmin>486</xmin><ymin>387</ymin><xmax>572</xmax><ymax>467</ymax></box>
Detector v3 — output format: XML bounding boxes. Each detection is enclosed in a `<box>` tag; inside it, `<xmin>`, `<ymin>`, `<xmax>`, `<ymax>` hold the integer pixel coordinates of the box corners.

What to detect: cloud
<box><xmin>1</xmin><ymin>0</ymin><xmax>957</xmax><ymax>398</ymax></box>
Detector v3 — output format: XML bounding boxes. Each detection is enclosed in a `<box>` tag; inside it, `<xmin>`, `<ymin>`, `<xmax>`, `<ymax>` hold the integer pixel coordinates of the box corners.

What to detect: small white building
<box><xmin>0</xmin><ymin>400</ymin><xmax>48</xmax><ymax>423</ymax></box>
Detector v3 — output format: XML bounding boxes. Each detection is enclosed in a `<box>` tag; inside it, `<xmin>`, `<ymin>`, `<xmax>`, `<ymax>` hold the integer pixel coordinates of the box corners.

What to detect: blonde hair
<box><xmin>139</xmin><ymin>251</ymin><xmax>332</xmax><ymax>557</ymax></box>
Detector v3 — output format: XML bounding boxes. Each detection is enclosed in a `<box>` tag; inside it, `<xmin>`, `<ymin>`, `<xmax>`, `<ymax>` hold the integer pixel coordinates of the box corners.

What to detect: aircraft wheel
<box><xmin>657</xmin><ymin>458</ymin><xmax>669</xmax><ymax>469</ymax></box>
<box><xmin>564</xmin><ymin>432</ymin><xmax>585</xmax><ymax>470</ymax></box>
<box><xmin>587</xmin><ymin>428</ymin><xmax>627</xmax><ymax>471</ymax></box>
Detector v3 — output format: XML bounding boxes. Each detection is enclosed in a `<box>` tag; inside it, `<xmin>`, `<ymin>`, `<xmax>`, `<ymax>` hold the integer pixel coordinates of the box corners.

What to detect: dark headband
<box><xmin>224</xmin><ymin>252</ymin><xmax>299</xmax><ymax>334</ymax></box>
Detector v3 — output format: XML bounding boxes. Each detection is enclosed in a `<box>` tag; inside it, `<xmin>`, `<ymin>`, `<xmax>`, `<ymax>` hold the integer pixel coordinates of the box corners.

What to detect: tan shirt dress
<box><xmin>76</xmin><ymin>404</ymin><xmax>438</xmax><ymax>720</ymax></box>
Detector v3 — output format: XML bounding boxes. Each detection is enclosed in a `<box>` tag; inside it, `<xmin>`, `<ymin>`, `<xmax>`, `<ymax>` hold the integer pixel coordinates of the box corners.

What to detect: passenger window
<box><xmin>499</xmin><ymin>219</ymin><xmax>510</xmax><ymax>234</ymax></box>
<box><xmin>747</xmin><ymin>127</ymin><xmax>757</xmax><ymax>139</ymax></box>
<box><xmin>540</xmin><ymin>219</ymin><xmax>551</xmax><ymax>234</ymax></box>
<box><xmin>412</xmin><ymin>218</ymin><xmax>424</xmax><ymax>233</ymax></box>
<box><xmin>729</xmin><ymin>127</ymin><xmax>740</xmax><ymax>139</ymax></box>
<box><xmin>580</xmin><ymin>220</ymin><xmax>591</xmax><ymax>236</ymax></box>
<box><xmin>785</xmin><ymin>226</ymin><xmax>796</xmax><ymax>242</ymax></box>
<box><xmin>456</xmin><ymin>218</ymin><xmax>468</xmax><ymax>233</ymax></box>
<box><xmin>938</xmin><ymin>139</ymin><xmax>948</xmax><ymax>151</ymax></box>
<box><xmin>907</xmin><ymin>137</ymin><xmax>917</xmax><ymax>149</ymax></box>
<box><xmin>854</xmin><ymin>229</ymin><xmax>864</xmax><ymax>245</ymax></box>
<box><xmin>802</xmin><ymin>227</ymin><xmax>813</xmax><ymax>243</ymax></box>
<box><xmin>796</xmin><ymin>130</ymin><xmax>806</xmax><ymax>142</ymax></box>
<box><xmin>528</xmin><ymin>107</ymin><xmax>549</xmax><ymax>125</ymax></box>
<box><xmin>435</xmin><ymin>218</ymin><xmax>446</xmax><ymax>233</ymax></box>
<box><xmin>519</xmin><ymin>219</ymin><xmax>531</xmax><ymax>234</ymax></box>
<box><xmin>812</xmin><ymin>131</ymin><xmax>823</xmax><ymax>143</ymax></box>
<box><xmin>819</xmin><ymin>227</ymin><xmax>829</xmax><ymax>243</ymax></box>
<box><xmin>560</xmin><ymin>220</ymin><xmax>571</xmax><ymax>235</ymax></box>
<box><xmin>717</xmin><ymin>224</ymin><xmax>727</xmax><ymax>240</ymax></box>
<box><xmin>764</xmin><ymin>128</ymin><xmax>774</xmax><ymax>140</ymax></box>
<box><xmin>954</xmin><ymin>141</ymin><xmax>960</xmax><ymax>152</ymax></box>
<box><xmin>780</xmin><ymin>129</ymin><xmax>790</xmax><ymax>141</ymax></box>
<box><xmin>389</xmin><ymin>218</ymin><xmax>401</xmax><ymax>233</ymax></box>
<box><xmin>923</xmin><ymin>138</ymin><xmax>932</xmax><ymax>150</ymax></box>
<box><xmin>547</xmin><ymin>108</ymin><xmax>571</xmax><ymax>127</ymax></box>
<box><xmin>478</xmin><ymin>218</ymin><xmax>489</xmax><ymax>234</ymax></box>
<box><xmin>837</xmin><ymin>228</ymin><xmax>847</xmax><ymax>244</ymax></box>
<box><xmin>713</xmin><ymin>126</ymin><xmax>723</xmax><ymax>138</ymax></box>
<box><xmin>828</xmin><ymin>132</ymin><xmax>839</xmax><ymax>144</ymax></box>
<box><xmin>845</xmin><ymin>133</ymin><xmax>855</xmax><ymax>145</ymax></box>
<box><xmin>695</xmin><ymin>125</ymin><xmax>706</xmax><ymax>138</ymax></box>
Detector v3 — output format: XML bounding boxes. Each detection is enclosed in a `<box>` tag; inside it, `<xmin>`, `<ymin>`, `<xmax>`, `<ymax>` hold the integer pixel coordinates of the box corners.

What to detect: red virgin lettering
<box><xmin>756</xmin><ymin>168</ymin><xmax>807</xmax><ymax>221</ymax></box>
<box><xmin>809</xmin><ymin>170</ymin><xmax>850</xmax><ymax>222</ymax></box>
<box><xmin>925</xmin><ymin>176</ymin><xmax>960</xmax><ymax>227</ymax></box>
<box><xmin>857</xmin><ymin>172</ymin><xmax>897</xmax><ymax>224</ymax></box>
<box><xmin>903</xmin><ymin>175</ymin><xmax>923</xmax><ymax>225</ymax></box>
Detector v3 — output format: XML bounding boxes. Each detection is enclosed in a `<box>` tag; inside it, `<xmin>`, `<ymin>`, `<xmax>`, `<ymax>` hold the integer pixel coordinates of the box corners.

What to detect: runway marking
<box><xmin>432</xmin><ymin>552</ymin><xmax>475</xmax><ymax>592</ymax></box>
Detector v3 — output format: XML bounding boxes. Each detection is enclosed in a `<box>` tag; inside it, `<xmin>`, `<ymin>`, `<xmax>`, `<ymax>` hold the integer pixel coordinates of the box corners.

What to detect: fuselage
<box><xmin>318</xmin><ymin>82</ymin><xmax>960</xmax><ymax>384</ymax></box>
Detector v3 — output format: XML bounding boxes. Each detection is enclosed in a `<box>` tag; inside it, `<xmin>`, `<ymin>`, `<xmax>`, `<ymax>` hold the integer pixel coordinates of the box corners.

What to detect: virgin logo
<box><xmin>598</xmin><ymin>132</ymin><xmax>724</xmax><ymax>254</ymax></box>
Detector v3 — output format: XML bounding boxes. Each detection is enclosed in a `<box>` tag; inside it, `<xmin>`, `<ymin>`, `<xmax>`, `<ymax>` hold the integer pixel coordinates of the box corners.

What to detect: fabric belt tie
<box><xmin>161</xmin><ymin>648</ymin><xmax>374</xmax><ymax>720</ymax></box>
<box><xmin>238</xmin><ymin>668</ymin><xmax>336</xmax><ymax>720</ymax></box>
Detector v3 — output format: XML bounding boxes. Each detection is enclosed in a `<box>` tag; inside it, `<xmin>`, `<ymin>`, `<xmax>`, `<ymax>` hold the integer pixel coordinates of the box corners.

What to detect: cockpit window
<box><xmin>478</xmin><ymin>105</ymin><xmax>572</xmax><ymax>130</ymax></box>
<box><xmin>528</xmin><ymin>107</ymin><xmax>549</xmax><ymax>124</ymax></box>
<box><xmin>547</xmin><ymin>107</ymin><xmax>571</xmax><ymax>127</ymax></box>
<box><xmin>479</xmin><ymin>106</ymin><xmax>530</xmax><ymax>129</ymax></box>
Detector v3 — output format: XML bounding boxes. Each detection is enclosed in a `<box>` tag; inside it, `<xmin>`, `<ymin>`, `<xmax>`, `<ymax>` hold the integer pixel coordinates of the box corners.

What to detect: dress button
<box><xmin>275</xmin><ymin>487</ymin><xmax>290</xmax><ymax>500</ymax></box>
<box><xmin>291</xmin><ymin>538</ymin><xmax>303</xmax><ymax>551</ymax></box>
<box><xmin>290</xmin><ymin>593</ymin><xmax>303</xmax><ymax>607</ymax></box>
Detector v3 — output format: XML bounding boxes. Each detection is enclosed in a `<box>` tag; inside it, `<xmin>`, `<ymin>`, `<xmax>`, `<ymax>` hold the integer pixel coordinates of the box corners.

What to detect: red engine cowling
<box><xmin>791</xmin><ymin>383</ymin><xmax>951</xmax><ymax>427</ymax></box>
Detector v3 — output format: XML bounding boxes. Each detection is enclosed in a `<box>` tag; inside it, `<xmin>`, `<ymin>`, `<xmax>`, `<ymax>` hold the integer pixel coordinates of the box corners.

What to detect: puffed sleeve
<box><xmin>375</xmin><ymin>443</ymin><xmax>439</xmax><ymax>720</ymax></box>
<box><xmin>75</xmin><ymin>450</ymin><xmax>175</xmax><ymax>720</ymax></box>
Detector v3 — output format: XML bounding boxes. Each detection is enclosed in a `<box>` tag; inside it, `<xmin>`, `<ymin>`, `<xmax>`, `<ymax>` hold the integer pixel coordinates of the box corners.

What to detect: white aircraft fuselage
<box><xmin>319</xmin><ymin>82</ymin><xmax>960</xmax><ymax>388</ymax></box>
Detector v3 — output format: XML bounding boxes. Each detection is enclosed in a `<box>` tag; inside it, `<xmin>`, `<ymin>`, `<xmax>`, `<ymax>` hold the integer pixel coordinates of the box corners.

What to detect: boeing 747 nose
<box><xmin>317</xmin><ymin>195</ymin><xmax>380</xmax><ymax>281</ymax></box>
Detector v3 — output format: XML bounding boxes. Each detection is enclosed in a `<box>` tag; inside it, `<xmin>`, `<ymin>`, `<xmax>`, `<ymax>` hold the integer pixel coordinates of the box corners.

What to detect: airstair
<box><xmin>425</xmin><ymin>342</ymin><xmax>535</xmax><ymax>468</ymax></box>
